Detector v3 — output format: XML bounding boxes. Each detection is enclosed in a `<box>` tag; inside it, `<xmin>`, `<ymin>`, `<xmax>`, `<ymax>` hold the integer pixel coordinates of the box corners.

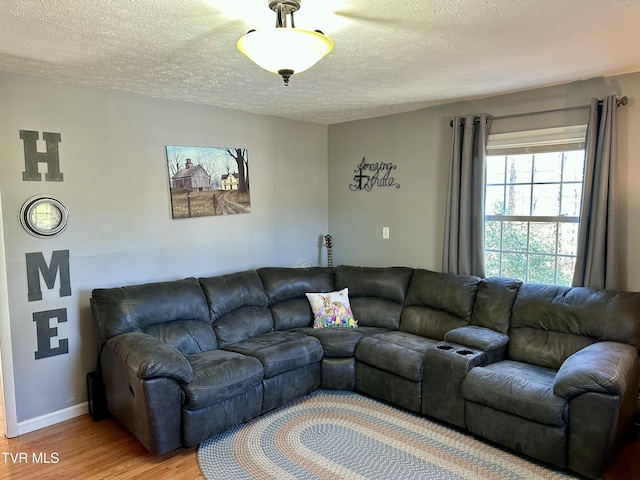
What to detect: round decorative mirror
<box><xmin>20</xmin><ymin>195</ymin><xmax>70</xmax><ymax>238</ymax></box>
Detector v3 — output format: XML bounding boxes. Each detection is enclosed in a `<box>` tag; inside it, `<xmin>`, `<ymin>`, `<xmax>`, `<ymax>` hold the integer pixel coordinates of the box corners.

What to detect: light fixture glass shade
<box><xmin>237</xmin><ymin>28</ymin><xmax>333</xmax><ymax>75</ymax></box>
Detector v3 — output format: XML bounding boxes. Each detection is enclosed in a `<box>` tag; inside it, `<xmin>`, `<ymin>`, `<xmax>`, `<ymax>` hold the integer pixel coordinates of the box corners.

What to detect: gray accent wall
<box><xmin>0</xmin><ymin>72</ymin><xmax>328</xmax><ymax>427</ymax></box>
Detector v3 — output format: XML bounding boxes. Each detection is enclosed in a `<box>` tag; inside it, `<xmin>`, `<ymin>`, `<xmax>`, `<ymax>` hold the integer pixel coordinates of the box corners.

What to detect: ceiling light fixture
<box><xmin>237</xmin><ymin>0</ymin><xmax>333</xmax><ymax>86</ymax></box>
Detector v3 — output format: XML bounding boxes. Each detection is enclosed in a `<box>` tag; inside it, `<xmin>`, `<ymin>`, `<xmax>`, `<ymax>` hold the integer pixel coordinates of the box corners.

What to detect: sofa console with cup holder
<box><xmin>90</xmin><ymin>265</ymin><xmax>640</xmax><ymax>479</ymax></box>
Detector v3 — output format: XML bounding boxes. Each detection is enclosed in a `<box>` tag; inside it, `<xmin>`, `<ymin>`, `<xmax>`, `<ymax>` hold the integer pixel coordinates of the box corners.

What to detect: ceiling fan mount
<box><xmin>267</xmin><ymin>0</ymin><xmax>302</xmax><ymax>28</ymax></box>
<box><xmin>267</xmin><ymin>0</ymin><xmax>301</xmax><ymax>15</ymax></box>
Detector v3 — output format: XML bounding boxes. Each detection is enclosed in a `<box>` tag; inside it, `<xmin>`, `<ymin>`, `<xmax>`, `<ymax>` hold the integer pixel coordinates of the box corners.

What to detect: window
<box><xmin>484</xmin><ymin>126</ymin><xmax>587</xmax><ymax>285</ymax></box>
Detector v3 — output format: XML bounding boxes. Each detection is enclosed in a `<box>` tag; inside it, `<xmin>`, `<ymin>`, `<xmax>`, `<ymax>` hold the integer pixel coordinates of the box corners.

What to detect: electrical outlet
<box><xmin>382</xmin><ymin>227</ymin><xmax>390</xmax><ymax>239</ymax></box>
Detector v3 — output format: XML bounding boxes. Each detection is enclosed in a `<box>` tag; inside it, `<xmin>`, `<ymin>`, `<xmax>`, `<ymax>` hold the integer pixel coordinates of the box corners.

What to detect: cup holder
<box><xmin>437</xmin><ymin>344</ymin><xmax>454</xmax><ymax>350</ymax></box>
<box><xmin>457</xmin><ymin>349</ymin><xmax>473</xmax><ymax>356</ymax></box>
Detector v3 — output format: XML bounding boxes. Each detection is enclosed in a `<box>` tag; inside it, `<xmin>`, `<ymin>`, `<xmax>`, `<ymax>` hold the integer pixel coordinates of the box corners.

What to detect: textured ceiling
<box><xmin>1</xmin><ymin>0</ymin><xmax>639</xmax><ymax>124</ymax></box>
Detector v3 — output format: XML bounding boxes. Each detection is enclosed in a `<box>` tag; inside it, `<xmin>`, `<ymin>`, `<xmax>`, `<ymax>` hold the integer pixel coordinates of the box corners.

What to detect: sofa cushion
<box><xmin>462</xmin><ymin>360</ymin><xmax>567</xmax><ymax>426</ymax></box>
<box><xmin>91</xmin><ymin>277</ymin><xmax>211</xmax><ymax>342</ymax></box>
<box><xmin>336</xmin><ymin>266</ymin><xmax>413</xmax><ymax>305</ymax></box>
<box><xmin>470</xmin><ymin>276</ymin><xmax>521</xmax><ymax>334</ymax></box>
<box><xmin>335</xmin><ymin>265</ymin><xmax>414</xmax><ymax>329</ymax></box>
<box><xmin>348</xmin><ymin>297</ymin><xmax>404</xmax><ymax>329</ymax></box>
<box><xmin>269</xmin><ymin>298</ymin><xmax>314</xmax><ymax>331</ymax></box>
<box><xmin>399</xmin><ymin>306</ymin><xmax>468</xmax><ymax>342</ymax></box>
<box><xmin>223</xmin><ymin>331</ymin><xmax>323</xmax><ymax>378</ymax></box>
<box><xmin>509</xmin><ymin>284</ymin><xmax>640</xmax><ymax>370</ymax></box>
<box><xmin>355</xmin><ymin>331</ymin><xmax>439</xmax><ymax>382</ymax></box>
<box><xmin>306</xmin><ymin>288</ymin><xmax>357</xmax><ymax>328</ymax></box>
<box><xmin>298</xmin><ymin>326</ymin><xmax>387</xmax><ymax>357</ymax></box>
<box><xmin>258</xmin><ymin>267</ymin><xmax>334</xmax><ymax>330</ymax></box>
<box><xmin>400</xmin><ymin>269</ymin><xmax>480</xmax><ymax>340</ymax></box>
<box><xmin>199</xmin><ymin>270</ymin><xmax>268</xmax><ymax>318</ymax></box>
<box><xmin>210</xmin><ymin>306</ymin><xmax>274</xmax><ymax>348</ymax></box>
<box><xmin>183</xmin><ymin>350</ymin><xmax>263</xmax><ymax>410</ymax></box>
<box><xmin>199</xmin><ymin>271</ymin><xmax>273</xmax><ymax>347</ymax></box>
<box><xmin>258</xmin><ymin>267</ymin><xmax>335</xmax><ymax>304</ymax></box>
<box><xmin>144</xmin><ymin>320</ymin><xmax>218</xmax><ymax>356</ymax></box>
<box><xmin>405</xmin><ymin>269</ymin><xmax>481</xmax><ymax>317</ymax></box>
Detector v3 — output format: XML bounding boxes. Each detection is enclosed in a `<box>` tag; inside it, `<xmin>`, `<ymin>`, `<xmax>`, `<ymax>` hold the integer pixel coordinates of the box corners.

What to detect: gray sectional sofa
<box><xmin>90</xmin><ymin>265</ymin><xmax>640</xmax><ymax>478</ymax></box>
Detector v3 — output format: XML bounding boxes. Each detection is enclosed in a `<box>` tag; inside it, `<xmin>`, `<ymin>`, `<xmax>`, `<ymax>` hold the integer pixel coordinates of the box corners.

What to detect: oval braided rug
<box><xmin>198</xmin><ymin>390</ymin><xmax>578</xmax><ymax>480</ymax></box>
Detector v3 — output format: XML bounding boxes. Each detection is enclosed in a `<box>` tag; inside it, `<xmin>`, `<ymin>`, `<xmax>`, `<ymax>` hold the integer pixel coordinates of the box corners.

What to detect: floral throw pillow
<box><xmin>305</xmin><ymin>288</ymin><xmax>358</xmax><ymax>329</ymax></box>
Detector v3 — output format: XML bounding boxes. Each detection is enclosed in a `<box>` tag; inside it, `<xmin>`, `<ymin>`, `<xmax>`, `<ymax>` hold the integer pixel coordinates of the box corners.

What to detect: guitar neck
<box><xmin>324</xmin><ymin>234</ymin><xmax>333</xmax><ymax>268</ymax></box>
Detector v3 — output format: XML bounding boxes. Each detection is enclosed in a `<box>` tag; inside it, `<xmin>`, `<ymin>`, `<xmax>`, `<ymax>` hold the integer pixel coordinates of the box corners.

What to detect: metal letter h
<box><xmin>20</xmin><ymin>130</ymin><xmax>64</xmax><ymax>182</ymax></box>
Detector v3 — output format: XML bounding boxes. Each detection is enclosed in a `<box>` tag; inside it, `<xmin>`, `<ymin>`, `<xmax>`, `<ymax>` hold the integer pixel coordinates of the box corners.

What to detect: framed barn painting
<box><xmin>165</xmin><ymin>145</ymin><xmax>251</xmax><ymax>219</ymax></box>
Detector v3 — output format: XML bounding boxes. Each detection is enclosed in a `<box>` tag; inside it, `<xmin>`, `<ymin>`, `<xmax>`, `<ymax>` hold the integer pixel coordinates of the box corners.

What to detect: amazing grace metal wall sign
<box><xmin>349</xmin><ymin>157</ymin><xmax>400</xmax><ymax>191</ymax></box>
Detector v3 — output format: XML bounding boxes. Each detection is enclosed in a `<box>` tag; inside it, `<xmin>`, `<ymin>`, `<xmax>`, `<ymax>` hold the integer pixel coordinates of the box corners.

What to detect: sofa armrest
<box><xmin>444</xmin><ymin>325</ymin><xmax>509</xmax><ymax>352</ymax></box>
<box><xmin>553</xmin><ymin>341</ymin><xmax>638</xmax><ymax>399</ymax></box>
<box><xmin>105</xmin><ymin>332</ymin><xmax>193</xmax><ymax>384</ymax></box>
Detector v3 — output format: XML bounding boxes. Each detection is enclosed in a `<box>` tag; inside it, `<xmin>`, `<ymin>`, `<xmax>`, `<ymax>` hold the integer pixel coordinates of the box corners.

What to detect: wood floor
<box><xmin>0</xmin><ymin>414</ymin><xmax>639</xmax><ymax>479</ymax></box>
<box><xmin>0</xmin><ymin>415</ymin><xmax>202</xmax><ymax>480</ymax></box>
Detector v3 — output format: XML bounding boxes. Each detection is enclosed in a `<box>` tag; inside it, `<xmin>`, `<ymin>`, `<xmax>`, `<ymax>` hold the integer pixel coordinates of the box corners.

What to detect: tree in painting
<box><xmin>224</xmin><ymin>148</ymin><xmax>249</xmax><ymax>193</ymax></box>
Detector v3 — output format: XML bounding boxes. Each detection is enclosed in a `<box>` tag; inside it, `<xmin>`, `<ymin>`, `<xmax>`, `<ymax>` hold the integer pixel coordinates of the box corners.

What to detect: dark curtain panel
<box><xmin>442</xmin><ymin>114</ymin><xmax>492</xmax><ymax>276</ymax></box>
<box><xmin>572</xmin><ymin>95</ymin><xmax>619</xmax><ymax>289</ymax></box>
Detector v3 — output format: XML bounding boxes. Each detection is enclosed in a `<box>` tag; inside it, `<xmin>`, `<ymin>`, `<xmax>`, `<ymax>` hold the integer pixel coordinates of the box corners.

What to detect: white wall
<box><xmin>328</xmin><ymin>73</ymin><xmax>640</xmax><ymax>291</ymax></box>
<box><xmin>0</xmin><ymin>72</ymin><xmax>328</xmax><ymax>429</ymax></box>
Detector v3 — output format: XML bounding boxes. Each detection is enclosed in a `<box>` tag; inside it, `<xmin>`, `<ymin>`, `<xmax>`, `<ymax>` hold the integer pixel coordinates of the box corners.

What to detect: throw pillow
<box><xmin>305</xmin><ymin>288</ymin><xmax>358</xmax><ymax>328</ymax></box>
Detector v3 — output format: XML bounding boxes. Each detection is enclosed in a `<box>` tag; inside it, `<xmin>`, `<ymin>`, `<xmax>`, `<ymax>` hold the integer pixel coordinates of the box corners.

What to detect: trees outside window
<box><xmin>484</xmin><ymin>126</ymin><xmax>586</xmax><ymax>285</ymax></box>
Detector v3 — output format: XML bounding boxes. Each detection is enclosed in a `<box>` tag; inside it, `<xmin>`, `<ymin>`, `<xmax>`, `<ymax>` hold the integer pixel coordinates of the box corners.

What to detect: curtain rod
<box><xmin>449</xmin><ymin>95</ymin><xmax>628</xmax><ymax>127</ymax></box>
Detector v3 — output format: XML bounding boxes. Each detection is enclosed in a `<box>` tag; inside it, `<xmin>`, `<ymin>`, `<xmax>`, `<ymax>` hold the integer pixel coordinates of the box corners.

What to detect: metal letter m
<box><xmin>26</xmin><ymin>250</ymin><xmax>71</xmax><ymax>302</ymax></box>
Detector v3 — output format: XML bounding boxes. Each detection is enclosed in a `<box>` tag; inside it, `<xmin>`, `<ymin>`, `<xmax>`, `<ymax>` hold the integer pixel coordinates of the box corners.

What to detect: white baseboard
<box><xmin>15</xmin><ymin>402</ymin><xmax>89</xmax><ymax>436</ymax></box>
